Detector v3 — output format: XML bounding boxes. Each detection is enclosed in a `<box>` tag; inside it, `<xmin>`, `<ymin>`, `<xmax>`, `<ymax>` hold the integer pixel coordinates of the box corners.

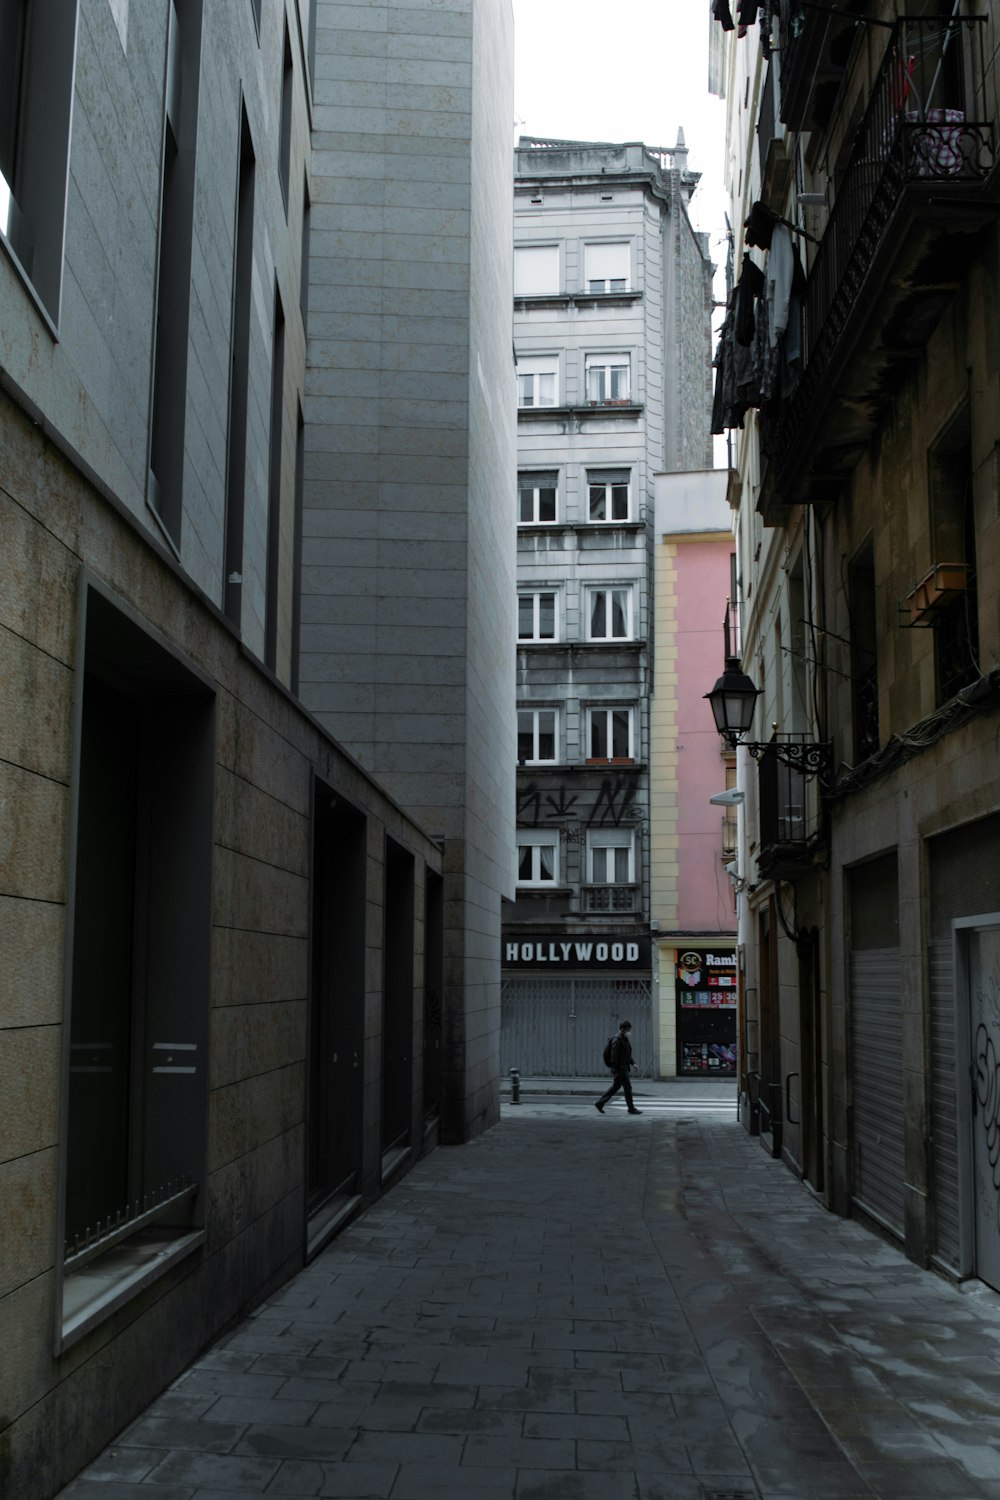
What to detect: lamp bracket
<box><xmin>744</xmin><ymin>738</ymin><xmax>833</xmax><ymax>783</ymax></box>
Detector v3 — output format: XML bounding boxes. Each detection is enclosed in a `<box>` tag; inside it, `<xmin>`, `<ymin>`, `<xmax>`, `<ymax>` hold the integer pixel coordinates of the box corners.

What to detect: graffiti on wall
<box><xmin>975</xmin><ymin>969</ymin><xmax>1000</xmax><ymax>1230</ymax></box>
<box><xmin>517</xmin><ymin>774</ymin><xmax>641</xmax><ymax>829</ymax></box>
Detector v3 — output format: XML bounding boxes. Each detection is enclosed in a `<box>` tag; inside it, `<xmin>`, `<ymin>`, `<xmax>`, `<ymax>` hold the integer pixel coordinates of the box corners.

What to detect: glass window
<box><xmin>588</xmin><ymin>470</ymin><xmax>630</xmax><ymax>522</ymax></box>
<box><xmin>519</xmin><ymin>473</ymin><xmax>558</xmax><ymax>524</ymax></box>
<box><xmin>584</xmin><ymin>241</ymin><xmax>630</xmax><ymax>293</ymax></box>
<box><xmin>518</xmin><ymin>708</ymin><xmax>557</xmax><ymax>764</ymax></box>
<box><xmin>588</xmin><ymin>587</ymin><xmax>632</xmax><ymax>641</ymax></box>
<box><xmin>587</xmin><ymin>829</ymin><xmax>634</xmax><ymax>884</ymax></box>
<box><xmin>588</xmin><ymin>706</ymin><xmax>633</xmax><ymax>759</ymax></box>
<box><xmin>518</xmin><ymin>591</ymin><xmax>557</xmax><ymax>641</ymax></box>
<box><xmin>517</xmin><ymin>364</ymin><xmax>558</xmax><ymax>408</ymax></box>
<box><xmin>517</xmin><ymin>833</ymin><xmax>559</xmax><ymax>885</ymax></box>
<box><xmin>585</xmin><ymin>355</ymin><xmax>630</xmax><ymax>403</ymax></box>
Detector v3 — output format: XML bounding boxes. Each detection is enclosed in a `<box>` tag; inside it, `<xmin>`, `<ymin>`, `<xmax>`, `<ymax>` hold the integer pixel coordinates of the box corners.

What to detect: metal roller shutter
<box><xmin>850</xmin><ymin>947</ymin><xmax>905</xmax><ymax>1235</ymax></box>
<box><xmin>929</xmin><ymin>939</ymin><xmax>961</xmax><ymax>1271</ymax></box>
<box><xmin>501</xmin><ymin>976</ymin><xmax>652</xmax><ymax>1077</ymax></box>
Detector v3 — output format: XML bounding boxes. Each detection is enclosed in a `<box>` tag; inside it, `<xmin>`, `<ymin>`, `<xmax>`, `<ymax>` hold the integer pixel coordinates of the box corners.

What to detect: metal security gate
<box><xmin>501</xmin><ymin>976</ymin><xmax>652</xmax><ymax>1077</ymax></box>
<box><xmin>929</xmin><ymin>939</ymin><xmax>961</xmax><ymax>1272</ymax></box>
<box><xmin>849</xmin><ymin>947</ymin><xmax>905</xmax><ymax>1235</ymax></box>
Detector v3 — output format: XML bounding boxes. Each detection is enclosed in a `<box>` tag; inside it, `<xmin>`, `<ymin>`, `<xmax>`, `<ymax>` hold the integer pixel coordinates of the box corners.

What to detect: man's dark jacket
<box><xmin>610</xmin><ymin>1031</ymin><xmax>633</xmax><ymax>1074</ymax></box>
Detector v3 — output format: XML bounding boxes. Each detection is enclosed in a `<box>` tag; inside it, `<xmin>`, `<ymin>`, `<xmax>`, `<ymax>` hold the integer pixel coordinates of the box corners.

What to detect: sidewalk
<box><xmin>500</xmin><ymin>1074</ymin><xmax>737</xmax><ymax>1103</ymax></box>
<box><xmin>60</xmin><ymin>1106</ymin><xmax>1000</xmax><ymax>1499</ymax></box>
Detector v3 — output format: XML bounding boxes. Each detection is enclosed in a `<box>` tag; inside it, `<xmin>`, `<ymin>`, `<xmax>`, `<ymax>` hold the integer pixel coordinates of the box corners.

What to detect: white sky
<box><xmin>510</xmin><ymin>0</ymin><xmax>729</xmax><ymax>250</ymax></box>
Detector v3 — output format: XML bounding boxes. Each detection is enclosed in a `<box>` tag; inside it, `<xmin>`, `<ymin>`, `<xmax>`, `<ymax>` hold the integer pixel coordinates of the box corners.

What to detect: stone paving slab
<box><xmin>58</xmin><ymin>1107</ymin><xmax>1000</xmax><ymax>1499</ymax></box>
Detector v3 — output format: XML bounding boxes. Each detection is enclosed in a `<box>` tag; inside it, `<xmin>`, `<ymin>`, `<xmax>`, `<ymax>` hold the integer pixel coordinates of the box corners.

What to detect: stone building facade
<box><xmin>502</xmin><ymin>138</ymin><xmax>713</xmax><ymax>1077</ymax></box>
<box><xmin>715</xmin><ymin>1</ymin><xmax>1000</xmax><ymax>1277</ymax></box>
<box><xmin>0</xmin><ymin>2</ymin><xmax>513</xmax><ymax>1494</ymax></box>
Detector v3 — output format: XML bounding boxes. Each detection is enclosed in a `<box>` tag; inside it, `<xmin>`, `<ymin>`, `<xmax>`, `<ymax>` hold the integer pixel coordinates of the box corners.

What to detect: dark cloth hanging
<box><xmin>735</xmin><ymin>256</ymin><xmax>764</xmax><ymax>347</ymax></box>
<box><xmin>712</xmin><ymin>0</ymin><xmax>735</xmax><ymax>31</ymax></box>
<box><xmin>713</xmin><ymin>0</ymin><xmax>772</xmax><ymax>54</ymax></box>
<box><xmin>744</xmin><ymin>200</ymin><xmax>779</xmax><ymax>251</ymax></box>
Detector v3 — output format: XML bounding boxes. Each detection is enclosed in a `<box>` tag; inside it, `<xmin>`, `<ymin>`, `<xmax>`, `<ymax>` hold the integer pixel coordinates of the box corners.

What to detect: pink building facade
<box><xmin>651</xmin><ymin>470</ymin><xmax>739</xmax><ymax>1077</ymax></box>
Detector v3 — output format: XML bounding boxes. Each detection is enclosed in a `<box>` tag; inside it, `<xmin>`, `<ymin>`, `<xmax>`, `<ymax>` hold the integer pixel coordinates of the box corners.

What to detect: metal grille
<box><xmin>929</xmin><ymin>939</ymin><xmax>961</xmax><ymax>1271</ymax></box>
<box><xmin>850</xmin><ymin>947</ymin><xmax>905</xmax><ymax>1235</ymax></box>
<box><xmin>501</xmin><ymin>976</ymin><xmax>652</xmax><ymax>1078</ymax></box>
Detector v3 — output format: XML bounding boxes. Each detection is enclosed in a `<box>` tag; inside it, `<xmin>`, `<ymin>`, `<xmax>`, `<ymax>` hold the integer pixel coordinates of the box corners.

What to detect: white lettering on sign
<box><xmin>504</xmin><ymin>939</ymin><xmax>644</xmax><ymax>966</ymax></box>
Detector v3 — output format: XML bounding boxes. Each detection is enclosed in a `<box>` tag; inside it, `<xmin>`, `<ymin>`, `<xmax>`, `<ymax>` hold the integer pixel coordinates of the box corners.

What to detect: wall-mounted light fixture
<box><xmin>704</xmin><ymin>658</ymin><xmax>760</xmax><ymax>749</ymax></box>
<box><xmin>709</xmin><ymin>787</ymin><xmax>744</xmax><ymax>807</ymax></box>
<box><xmin>705</xmin><ymin>659</ymin><xmax>832</xmax><ymax>788</ymax></box>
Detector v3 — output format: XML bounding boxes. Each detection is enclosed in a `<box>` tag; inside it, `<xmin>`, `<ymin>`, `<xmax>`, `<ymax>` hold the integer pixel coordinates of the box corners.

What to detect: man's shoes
<box><xmin>594</xmin><ymin>1102</ymin><xmax>604</xmax><ymax>1113</ymax></box>
<box><xmin>627</xmin><ymin>1108</ymin><xmax>642</xmax><ymax>1114</ymax></box>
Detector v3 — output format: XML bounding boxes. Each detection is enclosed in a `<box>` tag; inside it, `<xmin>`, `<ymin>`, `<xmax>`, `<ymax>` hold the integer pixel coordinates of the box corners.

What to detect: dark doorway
<box><xmin>423</xmin><ymin>870</ymin><xmax>444</xmax><ymax>1125</ymax></box>
<box><xmin>382</xmin><ymin>838</ymin><xmax>415</xmax><ymax>1160</ymax></box>
<box><xmin>307</xmin><ymin>786</ymin><xmax>365</xmax><ymax>1216</ymax></box>
<box><xmin>798</xmin><ymin>926</ymin><xmax>824</xmax><ymax>1191</ymax></box>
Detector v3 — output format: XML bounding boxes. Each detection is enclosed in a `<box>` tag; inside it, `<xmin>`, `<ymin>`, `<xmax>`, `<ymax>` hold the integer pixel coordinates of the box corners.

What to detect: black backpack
<box><xmin>602</xmin><ymin>1036</ymin><xmax>614</xmax><ymax>1067</ymax></box>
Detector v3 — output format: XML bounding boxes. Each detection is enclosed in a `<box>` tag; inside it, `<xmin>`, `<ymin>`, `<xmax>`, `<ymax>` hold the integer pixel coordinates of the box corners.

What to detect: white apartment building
<box><xmin>503</xmin><ymin>137</ymin><xmax>713</xmax><ymax>1077</ymax></box>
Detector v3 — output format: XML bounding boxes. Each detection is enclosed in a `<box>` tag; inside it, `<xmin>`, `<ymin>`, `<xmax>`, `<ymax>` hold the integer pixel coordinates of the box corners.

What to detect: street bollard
<box><xmin>510</xmin><ymin>1067</ymin><xmax>521</xmax><ymax>1104</ymax></box>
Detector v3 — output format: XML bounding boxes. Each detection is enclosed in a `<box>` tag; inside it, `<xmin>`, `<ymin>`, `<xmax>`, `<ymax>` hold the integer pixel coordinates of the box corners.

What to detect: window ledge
<box><xmin>517</xmin><ymin>404</ymin><xmax>644</xmax><ymax>421</ymax></box>
<box><xmin>381</xmin><ymin>1144</ymin><xmax>411</xmax><ymax>1185</ymax></box>
<box><xmin>61</xmin><ymin>1226</ymin><xmax>204</xmax><ymax>1351</ymax></box>
<box><xmin>307</xmin><ymin>1193</ymin><xmax>362</xmax><ymax>1262</ymax></box>
<box><xmin>514</xmin><ymin>291</ymin><xmax>642</xmax><ymax>310</ymax></box>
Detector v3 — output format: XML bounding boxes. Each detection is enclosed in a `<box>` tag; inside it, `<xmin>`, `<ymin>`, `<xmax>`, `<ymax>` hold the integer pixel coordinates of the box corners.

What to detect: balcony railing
<box><xmin>764</xmin><ymin>14</ymin><xmax>993</xmax><ymax>511</ymax></box>
<box><xmin>584</xmin><ymin>883</ymin><xmax>637</xmax><ymax>913</ymax></box>
<box><xmin>804</xmin><ymin>17</ymin><xmax>990</xmax><ymax>372</ymax></box>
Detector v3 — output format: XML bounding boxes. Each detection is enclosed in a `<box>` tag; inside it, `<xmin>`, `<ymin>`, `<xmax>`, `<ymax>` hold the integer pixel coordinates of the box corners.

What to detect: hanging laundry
<box><xmin>744</xmin><ymin>200</ymin><xmax>778</xmax><ymax>250</ymax></box>
<box><xmin>766</xmin><ymin>223</ymin><xmax>796</xmax><ymax>346</ymax></box>
<box><xmin>712</xmin><ymin>0</ymin><xmax>735</xmax><ymax>31</ymax></box>
<box><xmin>735</xmin><ymin>255</ymin><xmax>764</xmax><ymax>347</ymax></box>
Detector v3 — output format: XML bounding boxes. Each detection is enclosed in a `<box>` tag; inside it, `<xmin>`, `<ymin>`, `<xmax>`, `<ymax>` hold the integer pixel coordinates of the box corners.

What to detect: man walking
<box><xmin>595</xmin><ymin>1020</ymin><xmax>642</xmax><ymax>1114</ymax></box>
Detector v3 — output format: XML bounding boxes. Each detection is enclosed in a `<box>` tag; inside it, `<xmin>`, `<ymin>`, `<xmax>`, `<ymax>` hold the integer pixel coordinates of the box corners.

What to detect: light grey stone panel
<box><xmin>298</xmin><ymin>649</ymin><xmax>378</xmax><ymax>685</ymax></box>
<box><xmin>208</xmin><ymin>1063</ymin><xmax>305</xmax><ymax>1174</ymax></box>
<box><xmin>316</xmin><ymin>5</ymin><xmax>390</xmax><ymax>34</ymax></box>
<box><xmin>312</xmin><ymin>102</ymin><xmax>389</xmax><ymax>132</ymax></box>
<box><xmin>0</xmin><ymin>1149</ymin><xmax>57</xmax><ymax>1300</ymax></box>
<box><xmin>380</xmin><ymin>258</ymin><xmax>471</xmax><ymax>292</ymax></box>
<box><xmin>299</xmin><ymin>586</ymin><xmax>379</xmax><ymax>625</ymax></box>
<box><xmin>385</xmin><ymin>57</ymin><xmax>471</xmax><ymax>88</ymax></box>
<box><xmin>213</xmin><ymin>929</ymin><xmax>309</xmax><ymax>1009</ymax></box>
<box><xmin>0</xmin><ymin>897</ymin><xmax>64</xmax><ymax>1029</ymax></box>
<box><xmin>0</xmin><ymin>764</ymin><xmax>67</xmax><ymax>904</ymax></box>
<box><xmin>213</xmin><ymin>849</ymin><xmax>308</xmax><ymax>941</ymax></box>
<box><xmin>387</xmin><ymin>31</ymin><xmax>472</xmax><ymax>61</ymax></box>
<box><xmin>0</xmin><ymin>1027</ymin><xmax>60</xmax><ymax>1164</ymax></box>
<box><xmin>387</xmin><ymin>8</ymin><xmax>473</xmax><ymax>38</ymax></box>
<box><xmin>374</xmin><ymin>453</ymin><xmax>469</xmax><ymax>488</ymax></box>
<box><xmin>382</xmin><ymin>230</ymin><xmax>470</xmax><ymax>264</ymax></box>
<box><xmin>372</xmin><ymin>653</ymin><xmax>466</xmax><ymax>686</ymax></box>
<box><xmin>305</xmin><ymin>366</ymin><xmax>382</xmax><ymax>400</ymax></box>
<box><xmin>215</xmin><ymin>769</ymin><xmax>308</xmax><ymax>874</ymax></box>
<box><xmin>373</xmin><ymin>629</ymin><xmax>465</xmax><ymax>665</ymax></box>
<box><xmin>209</xmin><ymin>1001</ymin><xmax>307</xmax><ymax>1091</ymax></box>
<box><xmin>298</xmin><ymin>621</ymin><xmax>378</xmax><ymax>655</ymax></box>
<box><xmin>376</xmin><ymin>595</ymin><xmax>466</xmax><ymax>630</ymax></box>
<box><xmin>376</xmin><ymin>427</ymin><xmax>470</xmax><ymax>458</ymax></box>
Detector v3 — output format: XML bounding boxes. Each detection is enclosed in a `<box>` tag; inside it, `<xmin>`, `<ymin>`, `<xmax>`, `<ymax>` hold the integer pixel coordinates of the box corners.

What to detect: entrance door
<box><xmin>959</xmin><ymin>917</ymin><xmax>1000</xmax><ymax>1289</ymax></box>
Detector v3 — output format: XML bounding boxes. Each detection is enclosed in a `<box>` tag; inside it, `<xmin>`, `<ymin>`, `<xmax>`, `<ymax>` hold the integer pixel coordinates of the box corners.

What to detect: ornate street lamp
<box><xmin>705</xmin><ymin>658</ymin><xmax>761</xmax><ymax>749</ymax></box>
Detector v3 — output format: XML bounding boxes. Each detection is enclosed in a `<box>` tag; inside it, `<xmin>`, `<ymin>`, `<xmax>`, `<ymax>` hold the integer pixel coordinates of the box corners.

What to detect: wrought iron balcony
<box><xmin>778</xmin><ymin>0</ymin><xmax>868</xmax><ymax>133</ymax></box>
<box><xmin>760</xmin><ymin>14</ymin><xmax>994</xmax><ymax>523</ymax></box>
<box><xmin>755</xmin><ymin>738</ymin><xmax>829</xmax><ymax>881</ymax></box>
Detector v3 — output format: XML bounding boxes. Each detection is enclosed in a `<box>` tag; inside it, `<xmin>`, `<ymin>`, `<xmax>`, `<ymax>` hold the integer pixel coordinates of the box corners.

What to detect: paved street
<box><xmin>60</xmin><ymin>1082</ymin><xmax>1000</xmax><ymax>1499</ymax></box>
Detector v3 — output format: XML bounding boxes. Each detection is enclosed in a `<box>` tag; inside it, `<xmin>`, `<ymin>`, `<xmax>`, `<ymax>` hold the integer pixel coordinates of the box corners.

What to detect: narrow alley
<box><xmin>60</xmin><ymin>1096</ymin><xmax>1000</xmax><ymax>1500</ymax></box>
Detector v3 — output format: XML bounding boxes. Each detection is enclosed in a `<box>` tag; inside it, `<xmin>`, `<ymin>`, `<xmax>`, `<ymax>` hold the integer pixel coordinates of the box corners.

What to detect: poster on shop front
<box><xmin>675</xmin><ymin>949</ymin><xmax>737</xmax><ymax>1075</ymax></box>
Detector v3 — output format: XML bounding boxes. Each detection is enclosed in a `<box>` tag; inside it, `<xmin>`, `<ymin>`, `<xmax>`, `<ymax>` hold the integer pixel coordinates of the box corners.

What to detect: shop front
<box><xmin>675</xmin><ymin>947</ymin><xmax>737</xmax><ymax>1076</ymax></box>
<box><xmin>501</xmin><ymin>933</ymin><xmax>652</xmax><ymax>1076</ymax></box>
